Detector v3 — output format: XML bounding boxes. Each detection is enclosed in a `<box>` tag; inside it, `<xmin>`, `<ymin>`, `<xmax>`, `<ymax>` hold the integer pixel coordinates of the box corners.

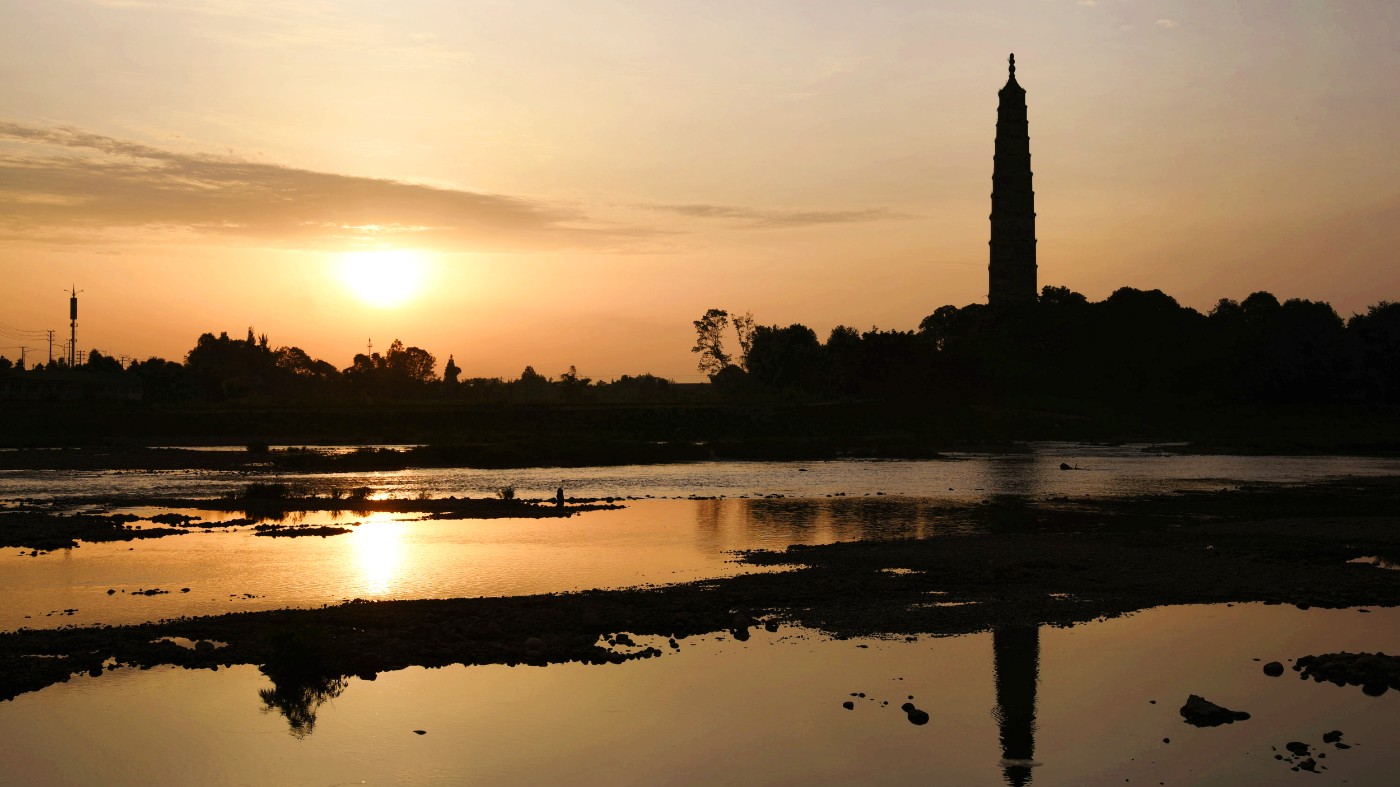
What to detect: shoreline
<box><xmin>3</xmin><ymin>438</ymin><xmax>1399</xmax><ymax>475</ymax></box>
<box><xmin>5</xmin><ymin>477</ymin><xmax>1400</xmax><ymax>703</ymax></box>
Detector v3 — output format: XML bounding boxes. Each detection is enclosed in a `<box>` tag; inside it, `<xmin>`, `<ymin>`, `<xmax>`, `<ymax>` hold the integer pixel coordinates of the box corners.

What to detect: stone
<box><xmin>1262</xmin><ymin>661</ymin><xmax>1284</xmax><ymax>677</ymax></box>
<box><xmin>1179</xmin><ymin>694</ymin><xmax>1250</xmax><ymax>727</ymax></box>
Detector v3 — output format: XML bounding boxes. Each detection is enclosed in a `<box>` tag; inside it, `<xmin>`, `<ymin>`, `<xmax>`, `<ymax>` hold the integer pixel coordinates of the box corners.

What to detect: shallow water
<box><xmin>1</xmin><ymin>604</ymin><xmax>1396</xmax><ymax>786</ymax></box>
<box><xmin>5</xmin><ymin>447</ymin><xmax>1400</xmax><ymax>631</ymax></box>
<box><xmin>0</xmin><ymin>498</ymin><xmax>964</xmax><ymax>630</ymax></box>
<box><xmin>4</xmin><ymin>449</ymin><xmax>1400</xmax><ymax>784</ymax></box>
<box><xmin>4</xmin><ymin>443</ymin><xmax>1399</xmax><ymax>503</ymax></box>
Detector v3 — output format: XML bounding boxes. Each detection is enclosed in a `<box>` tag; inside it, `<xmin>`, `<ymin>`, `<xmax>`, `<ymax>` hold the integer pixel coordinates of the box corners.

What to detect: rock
<box><xmin>906</xmin><ymin>708</ymin><xmax>930</xmax><ymax>725</ymax></box>
<box><xmin>413</xmin><ymin>729</ymin><xmax>426</xmax><ymax>735</ymax></box>
<box><xmin>1179</xmin><ymin>694</ymin><xmax>1250</xmax><ymax>727</ymax></box>
<box><xmin>1294</xmin><ymin>652</ymin><xmax>1400</xmax><ymax>697</ymax></box>
<box><xmin>106</xmin><ymin>589</ymin><xmax>116</xmax><ymax>595</ymax></box>
<box><xmin>842</xmin><ymin>701</ymin><xmax>854</xmax><ymax>710</ymax></box>
<box><xmin>900</xmin><ymin>702</ymin><xmax>915</xmax><ymax>712</ymax></box>
<box><xmin>764</xmin><ymin>620</ymin><xmax>779</xmax><ymax>633</ymax></box>
<box><xmin>1285</xmin><ymin>741</ymin><xmax>1310</xmax><ymax>756</ymax></box>
<box><xmin>1322</xmin><ymin>730</ymin><xmax>1343</xmax><ymax>744</ymax></box>
<box><xmin>1059</xmin><ymin>463</ymin><xmax>1072</xmax><ymax>471</ymax></box>
<box><xmin>1263</xmin><ymin>661</ymin><xmax>1284</xmax><ymax>677</ymax></box>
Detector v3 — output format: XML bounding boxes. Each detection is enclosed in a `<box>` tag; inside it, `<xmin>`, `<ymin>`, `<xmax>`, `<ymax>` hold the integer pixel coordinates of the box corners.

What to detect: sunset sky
<box><xmin>1</xmin><ymin>1</ymin><xmax>1397</xmax><ymax>380</ymax></box>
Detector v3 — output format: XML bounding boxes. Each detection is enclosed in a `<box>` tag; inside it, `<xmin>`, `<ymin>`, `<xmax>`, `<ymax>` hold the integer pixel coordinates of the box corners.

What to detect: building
<box><xmin>989</xmin><ymin>53</ymin><xmax>1038</xmax><ymax>306</ymax></box>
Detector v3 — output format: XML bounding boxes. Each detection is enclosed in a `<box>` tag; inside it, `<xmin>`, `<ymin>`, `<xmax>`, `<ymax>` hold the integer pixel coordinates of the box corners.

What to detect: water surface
<box><xmin>1</xmin><ymin>605</ymin><xmax>1395</xmax><ymax>786</ymax></box>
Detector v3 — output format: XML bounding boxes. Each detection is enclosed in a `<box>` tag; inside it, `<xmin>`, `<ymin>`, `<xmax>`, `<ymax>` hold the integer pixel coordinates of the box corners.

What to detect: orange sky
<box><xmin>1</xmin><ymin>1</ymin><xmax>1397</xmax><ymax>380</ymax></box>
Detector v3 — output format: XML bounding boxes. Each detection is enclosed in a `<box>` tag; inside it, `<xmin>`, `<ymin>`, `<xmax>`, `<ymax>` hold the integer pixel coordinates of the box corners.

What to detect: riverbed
<box><xmin>2</xmin><ymin>445</ymin><xmax>1398</xmax><ymax>785</ymax></box>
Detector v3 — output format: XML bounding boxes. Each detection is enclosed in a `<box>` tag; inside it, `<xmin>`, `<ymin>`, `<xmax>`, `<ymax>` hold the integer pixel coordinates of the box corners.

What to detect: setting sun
<box><xmin>338</xmin><ymin>250</ymin><xmax>429</xmax><ymax>308</ymax></box>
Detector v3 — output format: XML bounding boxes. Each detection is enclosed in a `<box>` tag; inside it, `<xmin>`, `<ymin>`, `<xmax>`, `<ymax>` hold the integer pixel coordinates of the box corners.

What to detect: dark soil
<box><xmin>0</xmin><ymin>512</ymin><xmax>184</xmax><ymax>552</ymax></box>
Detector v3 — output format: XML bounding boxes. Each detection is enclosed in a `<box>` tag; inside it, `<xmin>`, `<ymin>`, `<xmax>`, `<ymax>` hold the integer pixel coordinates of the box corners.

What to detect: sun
<box><xmin>338</xmin><ymin>250</ymin><xmax>429</xmax><ymax>308</ymax></box>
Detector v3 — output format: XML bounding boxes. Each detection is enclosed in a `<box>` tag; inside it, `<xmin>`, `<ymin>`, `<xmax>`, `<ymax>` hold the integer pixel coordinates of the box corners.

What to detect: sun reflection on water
<box><xmin>352</xmin><ymin>513</ymin><xmax>406</xmax><ymax>595</ymax></box>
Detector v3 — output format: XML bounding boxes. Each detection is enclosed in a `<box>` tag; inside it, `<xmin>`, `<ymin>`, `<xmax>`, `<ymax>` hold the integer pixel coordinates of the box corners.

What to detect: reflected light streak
<box><xmin>352</xmin><ymin>513</ymin><xmax>406</xmax><ymax>596</ymax></box>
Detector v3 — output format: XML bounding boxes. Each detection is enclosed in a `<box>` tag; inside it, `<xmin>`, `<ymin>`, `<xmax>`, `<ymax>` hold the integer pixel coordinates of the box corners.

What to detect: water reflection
<box><xmin>992</xmin><ymin>626</ymin><xmax>1041</xmax><ymax>786</ymax></box>
<box><xmin>711</xmin><ymin>497</ymin><xmax>967</xmax><ymax>552</ymax></box>
<box><xmin>257</xmin><ymin>625</ymin><xmax>349</xmax><ymax>737</ymax></box>
<box><xmin>352</xmin><ymin>513</ymin><xmax>406</xmax><ymax>595</ymax></box>
<box><xmin>259</xmin><ymin>674</ymin><xmax>347</xmax><ymax>739</ymax></box>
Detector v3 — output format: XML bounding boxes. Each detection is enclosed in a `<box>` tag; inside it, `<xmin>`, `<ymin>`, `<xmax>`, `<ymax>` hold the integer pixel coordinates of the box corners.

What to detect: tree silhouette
<box><xmin>692</xmin><ymin>308</ymin><xmax>731</xmax><ymax>376</ymax></box>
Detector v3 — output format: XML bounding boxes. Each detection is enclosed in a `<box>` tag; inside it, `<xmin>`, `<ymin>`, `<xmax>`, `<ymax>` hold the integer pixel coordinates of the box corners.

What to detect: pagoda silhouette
<box><xmin>989</xmin><ymin>53</ymin><xmax>1038</xmax><ymax>306</ymax></box>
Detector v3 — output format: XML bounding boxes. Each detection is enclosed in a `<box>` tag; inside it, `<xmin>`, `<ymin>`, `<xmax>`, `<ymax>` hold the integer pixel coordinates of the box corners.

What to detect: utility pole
<box><xmin>47</xmin><ymin>330</ymin><xmax>54</xmax><ymax>365</ymax></box>
<box><xmin>367</xmin><ymin>338</ymin><xmax>373</xmax><ymax>356</ymax></box>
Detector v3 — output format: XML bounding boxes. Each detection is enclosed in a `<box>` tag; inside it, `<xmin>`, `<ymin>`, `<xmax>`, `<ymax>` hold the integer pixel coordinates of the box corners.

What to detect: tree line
<box><xmin>0</xmin><ymin>327</ymin><xmax>673</xmax><ymax>404</ymax></box>
<box><xmin>4</xmin><ymin>285</ymin><xmax>1398</xmax><ymax>408</ymax></box>
<box><xmin>694</xmin><ymin>288</ymin><xmax>1400</xmax><ymax>405</ymax></box>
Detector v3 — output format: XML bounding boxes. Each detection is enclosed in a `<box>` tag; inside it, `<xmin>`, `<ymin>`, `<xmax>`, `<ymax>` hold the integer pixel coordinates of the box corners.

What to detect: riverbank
<box><xmin>5</xmin><ymin>399</ymin><xmax>1399</xmax><ymax>462</ymax></box>
<box><xmin>4</xmin><ymin>476</ymin><xmax>1399</xmax><ymax>703</ymax></box>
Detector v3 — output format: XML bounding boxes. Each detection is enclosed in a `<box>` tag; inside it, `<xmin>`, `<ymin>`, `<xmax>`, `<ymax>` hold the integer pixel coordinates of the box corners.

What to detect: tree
<box><xmin>443</xmin><ymin>355</ymin><xmax>461</xmax><ymax>384</ymax></box>
<box><xmin>559</xmin><ymin>365</ymin><xmax>591</xmax><ymax>387</ymax></box>
<box><xmin>732</xmin><ymin>311</ymin><xmax>756</xmax><ymax>369</ymax></box>
<box><xmin>746</xmin><ymin>324</ymin><xmax>824</xmax><ymax>391</ymax></box>
<box><xmin>384</xmin><ymin>339</ymin><xmax>436</xmax><ymax>383</ymax></box>
<box><xmin>518</xmin><ymin>366</ymin><xmax>549</xmax><ymax>385</ymax></box>
<box><xmin>84</xmin><ymin>349</ymin><xmax>124</xmax><ymax>375</ymax></box>
<box><xmin>692</xmin><ymin>308</ymin><xmax>731</xmax><ymax>376</ymax></box>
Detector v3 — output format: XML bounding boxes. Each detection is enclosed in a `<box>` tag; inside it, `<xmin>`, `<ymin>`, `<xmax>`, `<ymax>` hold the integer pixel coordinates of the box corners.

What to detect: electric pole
<box><xmin>47</xmin><ymin>330</ymin><xmax>54</xmax><ymax>365</ymax></box>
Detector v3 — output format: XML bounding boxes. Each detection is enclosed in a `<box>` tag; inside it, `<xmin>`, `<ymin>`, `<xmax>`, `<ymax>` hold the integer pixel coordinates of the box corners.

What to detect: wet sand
<box><xmin>4</xmin><ymin>477</ymin><xmax>1399</xmax><ymax>703</ymax></box>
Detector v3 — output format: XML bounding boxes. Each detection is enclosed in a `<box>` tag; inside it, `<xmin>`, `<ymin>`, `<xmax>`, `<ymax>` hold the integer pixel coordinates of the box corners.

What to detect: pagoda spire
<box><xmin>989</xmin><ymin>53</ymin><xmax>1037</xmax><ymax>306</ymax></box>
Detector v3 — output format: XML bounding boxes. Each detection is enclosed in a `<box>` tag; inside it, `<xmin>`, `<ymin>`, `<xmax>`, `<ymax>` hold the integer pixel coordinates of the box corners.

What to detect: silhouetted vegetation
<box><xmin>699</xmin><ymin>288</ymin><xmax>1400</xmax><ymax>408</ymax></box>
<box><xmin>3</xmin><ymin>287</ymin><xmax>1400</xmax><ymax>452</ymax></box>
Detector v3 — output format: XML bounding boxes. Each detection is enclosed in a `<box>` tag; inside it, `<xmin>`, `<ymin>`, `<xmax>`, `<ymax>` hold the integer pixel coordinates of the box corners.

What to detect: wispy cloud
<box><xmin>0</xmin><ymin>123</ymin><xmax>630</xmax><ymax>251</ymax></box>
<box><xmin>86</xmin><ymin>0</ymin><xmax>474</xmax><ymax>61</ymax></box>
<box><xmin>1155</xmin><ymin>18</ymin><xmax>1179</xmax><ymax>29</ymax></box>
<box><xmin>640</xmin><ymin>203</ymin><xmax>902</xmax><ymax>229</ymax></box>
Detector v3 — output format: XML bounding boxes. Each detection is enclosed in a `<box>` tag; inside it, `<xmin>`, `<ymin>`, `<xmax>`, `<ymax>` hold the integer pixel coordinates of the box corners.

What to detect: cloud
<box><xmin>639</xmin><ymin>203</ymin><xmax>901</xmax><ymax>229</ymax></box>
<box><xmin>0</xmin><ymin>122</ymin><xmax>633</xmax><ymax>251</ymax></box>
<box><xmin>1155</xmin><ymin>18</ymin><xmax>1179</xmax><ymax>29</ymax></box>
